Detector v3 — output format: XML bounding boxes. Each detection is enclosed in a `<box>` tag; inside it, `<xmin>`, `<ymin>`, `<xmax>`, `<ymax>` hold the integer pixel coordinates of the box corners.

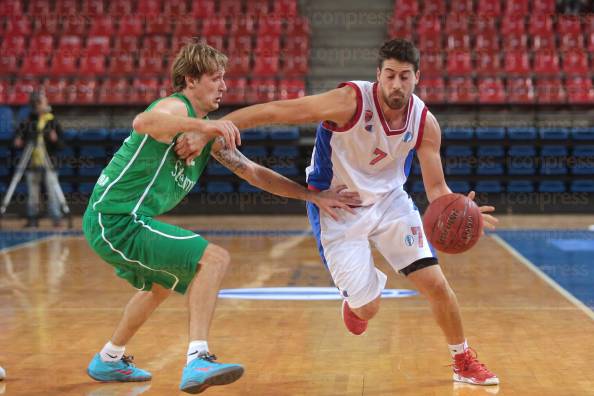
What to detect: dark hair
<box><xmin>378</xmin><ymin>38</ymin><xmax>420</xmax><ymax>72</ymax></box>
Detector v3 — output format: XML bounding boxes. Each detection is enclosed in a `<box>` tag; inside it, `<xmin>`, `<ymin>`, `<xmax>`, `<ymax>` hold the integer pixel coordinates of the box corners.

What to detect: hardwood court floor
<box><xmin>1</xmin><ymin>215</ymin><xmax>594</xmax><ymax>396</ymax></box>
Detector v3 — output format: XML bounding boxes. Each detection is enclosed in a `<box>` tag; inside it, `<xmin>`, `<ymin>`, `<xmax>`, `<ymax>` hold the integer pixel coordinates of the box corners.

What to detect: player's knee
<box><xmin>421</xmin><ymin>278</ymin><xmax>452</xmax><ymax>301</ymax></box>
<box><xmin>150</xmin><ymin>284</ymin><xmax>171</xmax><ymax>302</ymax></box>
<box><xmin>353</xmin><ymin>297</ymin><xmax>380</xmax><ymax>320</ymax></box>
<box><xmin>201</xmin><ymin>243</ymin><xmax>231</xmax><ymax>271</ymax></box>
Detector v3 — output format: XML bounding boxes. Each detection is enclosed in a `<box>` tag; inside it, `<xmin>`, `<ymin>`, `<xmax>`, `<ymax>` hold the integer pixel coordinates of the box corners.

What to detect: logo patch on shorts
<box><xmin>404</xmin><ymin>234</ymin><xmax>415</xmax><ymax>247</ymax></box>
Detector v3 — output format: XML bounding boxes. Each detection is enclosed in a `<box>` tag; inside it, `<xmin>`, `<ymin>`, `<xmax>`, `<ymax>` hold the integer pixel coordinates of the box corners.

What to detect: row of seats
<box><xmin>440</xmin><ymin>162</ymin><xmax>594</xmax><ymax>176</ymax></box>
<box><xmin>444</xmin><ymin>145</ymin><xmax>594</xmax><ymax>157</ymax></box>
<box><xmin>418</xmin><ymin>76</ymin><xmax>594</xmax><ymax>104</ymax></box>
<box><xmin>0</xmin><ymin>77</ymin><xmax>306</xmax><ymax>106</ymax></box>
<box><xmin>409</xmin><ymin>180</ymin><xmax>594</xmax><ymax>193</ymax></box>
<box><xmin>1</xmin><ymin>0</ymin><xmax>300</xmax><ymax>17</ymax></box>
<box><xmin>442</xmin><ymin>126</ymin><xmax>594</xmax><ymax>140</ymax></box>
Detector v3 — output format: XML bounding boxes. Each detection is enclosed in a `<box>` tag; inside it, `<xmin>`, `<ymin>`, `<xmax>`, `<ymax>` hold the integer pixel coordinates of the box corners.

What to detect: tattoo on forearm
<box><xmin>212</xmin><ymin>138</ymin><xmax>248</xmax><ymax>174</ymax></box>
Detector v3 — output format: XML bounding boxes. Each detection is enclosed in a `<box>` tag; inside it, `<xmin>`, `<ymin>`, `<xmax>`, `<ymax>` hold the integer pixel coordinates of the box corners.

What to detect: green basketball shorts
<box><xmin>82</xmin><ymin>208</ymin><xmax>209</xmax><ymax>294</ymax></box>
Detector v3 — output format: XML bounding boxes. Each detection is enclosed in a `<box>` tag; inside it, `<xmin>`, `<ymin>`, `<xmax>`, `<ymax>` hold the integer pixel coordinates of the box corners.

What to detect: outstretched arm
<box><xmin>210</xmin><ymin>138</ymin><xmax>361</xmax><ymax>220</ymax></box>
<box><xmin>131</xmin><ymin>97</ymin><xmax>240</xmax><ymax>149</ymax></box>
<box><xmin>417</xmin><ymin>111</ymin><xmax>498</xmax><ymax>231</ymax></box>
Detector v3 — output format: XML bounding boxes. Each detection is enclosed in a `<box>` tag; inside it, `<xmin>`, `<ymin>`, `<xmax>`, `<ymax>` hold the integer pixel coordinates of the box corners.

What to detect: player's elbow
<box><xmin>132</xmin><ymin>113</ymin><xmax>147</xmax><ymax>133</ymax></box>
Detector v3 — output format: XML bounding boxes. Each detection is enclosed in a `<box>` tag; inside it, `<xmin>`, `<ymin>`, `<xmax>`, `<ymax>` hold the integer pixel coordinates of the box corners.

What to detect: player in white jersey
<box><xmin>176</xmin><ymin>39</ymin><xmax>499</xmax><ymax>386</ymax></box>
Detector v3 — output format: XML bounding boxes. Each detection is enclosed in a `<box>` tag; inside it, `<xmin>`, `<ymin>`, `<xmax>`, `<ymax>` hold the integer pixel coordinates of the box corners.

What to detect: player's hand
<box><xmin>203</xmin><ymin>119</ymin><xmax>241</xmax><ymax>151</ymax></box>
<box><xmin>311</xmin><ymin>185</ymin><xmax>362</xmax><ymax>221</ymax></box>
<box><xmin>467</xmin><ymin>190</ymin><xmax>498</xmax><ymax>234</ymax></box>
<box><xmin>175</xmin><ymin>133</ymin><xmax>212</xmax><ymax>165</ymax></box>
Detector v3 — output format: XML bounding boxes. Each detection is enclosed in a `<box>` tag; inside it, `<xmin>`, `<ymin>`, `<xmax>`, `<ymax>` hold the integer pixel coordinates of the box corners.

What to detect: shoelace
<box><xmin>198</xmin><ymin>353</ymin><xmax>218</xmax><ymax>363</ymax></box>
<box><xmin>450</xmin><ymin>349</ymin><xmax>493</xmax><ymax>376</ymax></box>
<box><xmin>121</xmin><ymin>355</ymin><xmax>136</xmax><ymax>367</ymax></box>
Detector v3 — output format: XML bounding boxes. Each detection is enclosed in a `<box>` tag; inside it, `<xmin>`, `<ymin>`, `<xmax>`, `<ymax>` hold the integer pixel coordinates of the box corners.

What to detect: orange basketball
<box><xmin>422</xmin><ymin>193</ymin><xmax>483</xmax><ymax>254</ymax></box>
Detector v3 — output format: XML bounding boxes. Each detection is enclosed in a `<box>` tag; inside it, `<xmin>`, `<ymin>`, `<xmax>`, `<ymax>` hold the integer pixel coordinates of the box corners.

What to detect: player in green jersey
<box><xmin>83</xmin><ymin>39</ymin><xmax>361</xmax><ymax>394</ymax></box>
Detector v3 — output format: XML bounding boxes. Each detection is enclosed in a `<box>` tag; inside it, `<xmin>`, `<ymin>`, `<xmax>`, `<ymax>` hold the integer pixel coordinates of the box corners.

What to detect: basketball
<box><xmin>422</xmin><ymin>193</ymin><xmax>483</xmax><ymax>254</ymax></box>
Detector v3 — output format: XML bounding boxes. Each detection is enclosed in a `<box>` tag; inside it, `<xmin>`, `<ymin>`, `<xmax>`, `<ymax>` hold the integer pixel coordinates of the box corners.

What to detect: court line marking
<box><xmin>0</xmin><ymin>235</ymin><xmax>56</xmax><ymax>254</ymax></box>
<box><xmin>491</xmin><ymin>233</ymin><xmax>594</xmax><ymax>321</ymax></box>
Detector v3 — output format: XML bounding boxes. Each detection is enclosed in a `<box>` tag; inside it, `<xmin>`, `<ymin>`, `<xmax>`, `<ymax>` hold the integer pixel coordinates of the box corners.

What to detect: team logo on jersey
<box><xmin>365</xmin><ymin>124</ymin><xmax>373</xmax><ymax>132</ymax></box>
<box><xmin>404</xmin><ymin>234</ymin><xmax>415</xmax><ymax>247</ymax></box>
<box><xmin>365</xmin><ymin>110</ymin><xmax>373</xmax><ymax>122</ymax></box>
<box><xmin>403</xmin><ymin>131</ymin><xmax>413</xmax><ymax>142</ymax></box>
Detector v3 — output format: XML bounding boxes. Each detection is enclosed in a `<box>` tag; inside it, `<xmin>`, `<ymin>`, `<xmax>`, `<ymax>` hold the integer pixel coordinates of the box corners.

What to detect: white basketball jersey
<box><xmin>306</xmin><ymin>81</ymin><xmax>428</xmax><ymax>206</ymax></box>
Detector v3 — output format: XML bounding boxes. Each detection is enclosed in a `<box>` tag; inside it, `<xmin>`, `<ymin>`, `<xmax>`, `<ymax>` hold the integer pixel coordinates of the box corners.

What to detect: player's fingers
<box><xmin>479</xmin><ymin>205</ymin><xmax>495</xmax><ymax>213</ymax></box>
<box><xmin>338</xmin><ymin>195</ymin><xmax>362</xmax><ymax>206</ymax></box>
<box><xmin>340</xmin><ymin>202</ymin><xmax>356</xmax><ymax>215</ymax></box>
<box><xmin>230</xmin><ymin>122</ymin><xmax>241</xmax><ymax>146</ymax></box>
<box><xmin>322</xmin><ymin>205</ymin><xmax>339</xmax><ymax>221</ymax></box>
<box><xmin>482</xmin><ymin>214</ymin><xmax>498</xmax><ymax>227</ymax></box>
<box><xmin>226</xmin><ymin>124</ymin><xmax>237</xmax><ymax>151</ymax></box>
<box><xmin>333</xmin><ymin>185</ymin><xmax>348</xmax><ymax>194</ymax></box>
<box><xmin>467</xmin><ymin>190</ymin><xmax>476</xmax><ymax>200</ymax></box>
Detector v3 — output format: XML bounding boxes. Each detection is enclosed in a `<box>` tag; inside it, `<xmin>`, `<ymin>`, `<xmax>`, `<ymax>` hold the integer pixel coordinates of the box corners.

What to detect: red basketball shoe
<box><xmin>341</xmin><ymin>300</ymin><xmax>367</xmax><ymax>335</ymax></box>
<box><xmin>452</xmin><ymin>349</ymin><xmax>499</xmax><ymax>385</ymax></box>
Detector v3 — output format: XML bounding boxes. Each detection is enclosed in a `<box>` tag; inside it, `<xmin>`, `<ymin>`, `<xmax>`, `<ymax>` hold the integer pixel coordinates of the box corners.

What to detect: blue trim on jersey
<box><xmin>306</xmin><ymin>201</ymin><xmax>330</xmax><ymax>270</ymax></box>
<box><xmin>306</xmin><ymin>124</ymin><xmax>333</xmax><ymax>190</ymax></box>
<box><xmin>404</xmin><ymin>149</ymin><xmax>415</xmax><ymax>179</ymax></box>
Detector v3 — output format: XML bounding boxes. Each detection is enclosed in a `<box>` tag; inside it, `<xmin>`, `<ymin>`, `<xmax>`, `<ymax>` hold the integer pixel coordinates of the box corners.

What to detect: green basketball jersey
<box><xmin>88</xmin><ymin>93</ymin><xmax>213</xmax><ymax>216</ymax></box>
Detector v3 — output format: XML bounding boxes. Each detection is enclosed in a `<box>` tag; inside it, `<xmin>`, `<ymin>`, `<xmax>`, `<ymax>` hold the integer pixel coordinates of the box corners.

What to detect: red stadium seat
<box><xmin>191</xmin><ymin>0</ymin><xmax>215</xmax><ymax>18</ymax></box>
<box><xmin>33</xmin><ymin>15</ymin><xmax>60</xmax><ymax>35</ymax></box>
<box><xmin>566</xmin><ymin>76</ymin><xmax>594</xmax><ymax>104</ymax></box>
<box><xmin>389</xmin><ymin>17</ymin><xmax>415</xmax><ymax>39</ymax></box>
<box><xmin>446</xmin><ymin>33</ymin><xmax>471</xmax><ymax>51</ymax></box>
<box><xmin>588</xmin><ymin>32</ymin><xmax>594</xmax><ymax>52</ymax></box>
<box><xmin>0</xmin><ymin>54</ymin><xmax>19</xmax><ymax>74</ymax></box>
<box><xmin>138</xmin><ymin>52</ymin><xmax>165</xmax><ymax>76</ymax></box>
<box><xmin>73</xmin><ymin>78</ymin><xmax>98</xmax><ymax>104</ymax></box>
<box><xmin>507</xmin><ymin>77</ymin><xmax>535</xmax><ymax>104</ymax></box>
<box><xmin>535</xmin><ymin>78</ymin><xmax>566</xmax><ymax>104</ymax></box>
<box><xmin>450</xmin><ymin>0</ymin><xmax>474</xmax><ymax>14</ymax></box>
<box><xmin>81</xmin><ymin>0</ymin><xmax>104</xmax><ymax>15</ymax></box>
<box><xmin>118</xmin><ymin>16</ymin><xmax>144</xmax><ymax>36</ymax></box>
<box><xmin>475</xmin><ymin>31</ymin><xmax>500</xmax><ymax>52</ymax></box>
<box><xmin>99</xmin><ymin>78</ymin><xmax>131</xmax><ymax>104</ymax></box>
<box><xmin>42</xmin><ymin>78</ymin><xmax>68</xmax><ymax>104</ymax></box>
<box><xmin>278</xmin><ymin>79</ymin><xmax>305</xmax><ymax>100</ymax></box>
<box><xmin>417</xmin><ymin>15</ymin><xmax>441</xmax><ymax>36</ymax></box>
<box><xmin>79</xmin><ymin>55</ymin><xmax>107</xmax><ymax>76</ymax></box>
<box><xmin>202</xmin><ymin>17</ymin><xmax>228</xmax><ymax>36</ymax></box>
<box><xmin>204</xmin><ymin>36</ymin><xmax>225</xmax><ymax>51</ymax></box>
<box><xmin>258</xmin><ymin>17</ymin><xmax>283</xmax><ymax>36</ymax></box>
<box><xmin>476</xmin><ymin>0</ymin><xmax>501</xmax><ymax>15</ymax></box>
<box><xmin>246</xmin><ymin>78</ymin><xmax>277</xmax><ymax>102</ymax></box>
<box><xmin>224</xmin><ymin>77</ymin><xmax>247</xmax><ymax>104</ymax></box>
<box><xmin>88</xmin><ymin>16</ymin><xmax>114</xmax><ymax>36</ymax></box>
<box><xmin>137</xmin><ymin>0</ymin><xmax>162</xmax><ymax>15</ymax></box>
<box><xmin>423</xmin><ymin>0</ymin><xmax>446</xmax><ymax>15</ymax></box>
<box><xmin>114</xmin><ymin>36</ymin><xmax>140</xmax><ymax>53</ymax></box>
<box><xmin>477</xmin><ymin>77</ymin><xmax>505</xmax><ymax>104</ymax></box>
<box><xmin>281</xmin><ymin>55</ymin><xmax>308</xmax><ymax>77</ymax></box>
<box><xmin>504</xmin><ymin>0</ymin><xmax>528</xmax><ymax>15</ymax></box>
<box><xmin>173</xmin><ymin>19</ymin><xmax>199</xmax><ymax>37</ymax></box>
<box><xmin>559</xmin><ymin>32</ymin><xmax>584</xmax><ymax>51</ymax></box>
<box><xmin>164</xmin><ymin>0</ymin><xmax>188</xmax><ymax>16</ymax></box>
<box><xmin>285</xmin><ymin>18</ymin><xmax>310</xmax><ymax>37</ymax></box>
<box><xmin>393</xmin><ymin>0</ymin><xmax>419</xmax><ymax>17</ymax></box>
<box><xmin>0</xmin><ymin>0</ymin><xmax>22</xmax><ymax>16</ymax></box>
<box><xmin>5</xmin><ymin>16</ymin><xmax>32</xmax><ymax>36</ymax></box>
<box><xmin>143</xmin><ymin>35</ymin><xmax>168</xmax><ymax>53</ymax></box>
<box><xmin>416</xmin><ymin>77</ymin><xmax>446</xmax><ymax>103</ymax></box>
<box><xmin>255</xmin><ymin>36</ymin><xmax>281</xmax><ymax>55</ymax></box>
<box><xmin>272</xmin><ymin>0</ymin><xmax>298</xmax><ymax>17</ymax></box>
<box><xmin>447</xmin><ymin>77</ymin><xmax>477</xmax><ymax>103</ymax></box>
<box><xmin>132</xmin><ymin>77</ymin><xmax>160</xmax><ymax>104</ymax></box>
<box><xmin>86</xmin><ymin>36</ymin><xmax>111</xmax><ymax>55</ymax></box>
<box><xmin>29</xmin><ymin>34</ymin><xmax>55</xmax><ymax>54</ymax></box>
<box><xmin>108</xmin><ymin>0</ymin><xmax>132</xmax><ymax>15</ymax></box>
<box><xmin>61</xmin><ymin>16</ymin><xmax>87</xmax><ymax>35</ymax></box>
<box><xmin>417</xmin><ymin>35</ymin><xmax>442</xmax><ymax>52</ymax></box>
<box><xmin>10</xmin><ymin>80</ymin><xmax>36</xmax><ymax>105</ymax></box>
<box><xmin>501</xmin><ymin>16</ymin><xmax>525</xmax><ymax>35</ymax></box>
<box><xmin>446</xmin><ymin>51</ymin><xmax>472</xmax><ymax>75</ymax></box>
<box><xmin>421</xmin><ymin>52</ymin><xmax>444</xmax><ymax>77</ymax></box>
<box><xmin>229</xmin><ymin>16</ymin><xmax>256</xmax><ymax>36</ymax></box>
<box><xmin>253</xmin><ymin>55</ymin><xmax>280</xmax><ymax>76</ymax></box>
<box><xmin>226</xmin><ymin>54</ymin><xmax>251</xmax><ymax>76</ymax></box>
<box><xmin>528</xmin><ymin>14</ymin><xmax>554</xmax><ymax>36</ymax></box>
<box><xmin>504</xmin><ymin>51</ymin><xmax>531</xmax><ymax>75</ymax></box>
<box><xmin>0</xmin><ymin>80</ymin><xmax>10</xmax><ymax>104</ymax></box>
<box><xmin>557</xmin><ymin>15</ymin><xmax>582</xmax><ymax>35</ymax></box>
<box><xmin>284</xmin><ymin>36</ymin><xmax>309</xmax><ymax>56</ymax></box>
<box><xmin>532</xmin><ymin>33</ymin><xmax>556</xmax><ymax>51</ymax></box>
<box><xmin>445</xmin><ymin>13</ymin><xmax>469</xmax><ymax>34</ymax></box>
<box><xmin>55</xmin><ymin>0</ymin><xmax>78</xmax><ymax>14</ymax></box>
<box><xmin>145</xmin><ymin>16</ymin><xmax>171</xmax><ymax>35</ymax></box>
<box><xmin>475</xmin><ymin>52</ymin><xmax>502</xmax><ymax>76</ymax></box>
<box><xmin>108</xmin><ymin>53</ymin><xmax>136</xmax><ymax>76</ymax></box>
<box><xmin>502</xmin><ymin>33</ymin><xmax>529</xmax><ymax>51</ymax></box>
<box><xmin>28</xmin><ymin>0</ymin><xmax>50</xmax><ymax>15</ymax></box>
<box><xmin>474</xmin><ymin>15</ymin><xmax>498</xmax><ymax>33</ymax></box>
<box><xmin>219</xmin><ymin>0</ymin><xmax>243</xmax><ymax>16</ymax></box>
<box><xmin>21</xmin><ymin>54</ymin><xmax>49</xmax><ymax>76</ymax></box>
<box><xmin>245</xmin><ymin>0</ymin><xmax>270</xmax><ymax>16</ymax></box>
<box><xmin>562</xmin><ymin>50</ymin><xmax>589</xmax><ymax>75</ymax></box>
<box><xmin>533</xmin><ymin>51</ymin><xmax>560</xmax><ymax>75</ymax></box>
<box><xmin>58</xmin><ymin>35</ymin><xmax>83</xmax><ymax>55</ymax></box>
<box><xmin>50</xmin><ymin>51</ymin><xmax>78</xmax><ymax>76</ymax></box>
<box><xmin>227</xmin><ymin>35</ymin><xmax>253</xmax><ymax>55</ymax></box>
<box><xmin>532</xmin><ymin>0</ymin><xmax>555</xmax><ymax>14</ymax></box>
<box><xmin>2</xmin><ymin>35</ymin><xmax>27</xmax><ymax>55</ymax></box>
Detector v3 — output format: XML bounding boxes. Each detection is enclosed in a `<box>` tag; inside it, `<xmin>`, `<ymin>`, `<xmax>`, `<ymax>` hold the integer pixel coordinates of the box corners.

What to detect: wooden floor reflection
<box><xmin>1</xmin><ymin>215</ymin><xmax>594</xmax><ymax>396</ymax></box>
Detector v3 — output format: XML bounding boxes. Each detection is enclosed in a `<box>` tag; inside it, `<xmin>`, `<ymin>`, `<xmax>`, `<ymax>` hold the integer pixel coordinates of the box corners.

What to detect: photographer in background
<box><xmin>13</xmin><ymin>90</ymin><xmax>64</xmax><ymax>228</ymax></box>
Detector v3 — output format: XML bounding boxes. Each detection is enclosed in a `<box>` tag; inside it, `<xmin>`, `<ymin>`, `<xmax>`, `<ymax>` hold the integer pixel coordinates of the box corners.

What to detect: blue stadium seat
<box><xmin>538</xmin><ymin>181</ymin><xmax>566</xmax><ymax>193</ymax></box>
<box><xmin>448</xmin><ymin>181</ymin><xmax>470</xmax><ymax>193</ymax></box>
<box><xmin>110</xmin><ymin>128</ymin><xmax>130</xmax><ymax>141</ymax></box>
<box><xmin>241</xmin><ymin>146</ymin><xmax>267</xmax><ymax>159</ymax></box>
<box><xmin>0</xmin><ymin>183</ymin><xmax>6</xmax><ymax>193</ymax></box>
<box><xmin>57</xmin><ymin>147</ymin><xmax>75</xmax><ymax>158</ymax></box>
<box><xmin>539</xmin><ymin>127</ymin><xmax>569</xmax><ymax>140</ymax></box>
<box><xmin>59</xmin><ymin>183</ymin><xmax>74</xmax><ymax>193</ymax></box>
<box><xmin>571</xmin><ymin>164</ymin><xmax>594</xmax><ymax>175</ymax></box>
<box><xmin>206</xmin><ymin>162</ymin><xmax>233</xmax><ymax>175</ymax></box>
<box><xmin>16</xmin><ymin>106</ymin><xmax>31</xmax><ymax>122</ymax></box>
<box><xmin>445</xmin><ymin>162</ymin><xmax>472</xmax><ymax>175</ymax></box>
<box><xmin>476</xmin><ymin>127</ymin><xmax>505</xmax><ymax>140</ymax></box>
<box><xmin>272</xmin><ymin>146</ymin><xmax>299</xmax><ymax>158</ymax></box>
<box><xmin>508</xmin><ymin>145</ymin><xmax>536</xmax><ymax>157</ymax></box>
<box><xmin>443</xmin><ymin>127</ymin><xmax>473</xmax><ymax>140</ymax></box>
<box><xmin>269</xmin><ymin>126</ymin><xmax>299</xmax><ymax>140</ymax></box>
<box><xmin>477</xmin><ymin>146</ymin><xmax>504</xmax><ymax>157</ymax></box>
<box><xmin>571</xmin><ymin>127</ymin><xmax>594</xmax><ymax>140</ymax></box>
<box><xmin>239</xmin><ymin>182</ymin><xmax>261</xmax><ymax>193</ymax></box>
<box><xmin>78</xmin><ymin>183</ymin><xmax>95</xmax><ymax>194</ymax></box>
<box><xmin>475</xmin><ymin>181</ymin><xmax>503</xmax><ymax>193</ymax></box>
<box><xmin>541</xmin><ymin>145</ymin><xmax>568</xmax><ymax>157</ymax></box>
<box><xmin>477</xmin><ymin>163</ymin><xmax>504</xmax><ymax>175</ymax></box>
<box><xmin>445</xmin><ymin>145</ymin><xmax>473</xmax><ymax>157</ymax></box>
<box><xmin>540</xmin><ymin>161</ymin><xmax>567</xmax><ymax>175</ymax></box>
<box><xmin>0</xmin><ymin>167</ymin><xmax>9</xmax><ymax>176</ymax></box>
<box><xmin>0</xmin><ymin>147</ymin><xmax>10</xmax><ymax>159</ymax></box>
<box><xmin>572</xmin><ymin>146</ymin><xmax>594</xmax><ymax>157</ymax></box>
<box><xmin>411</xmin><ymin>181</ymin><xmax>425</xmax><ymax>192</ymax></box>
<box><xmin>78</xmin><ymin>165</ymin><xmax>103</xmax><ymax>176</ymax></box>
<box><xmin>508</xmin><ymin>160</ymin><xmax>536</xmax><ymax>175</ymax></box>
<box><xmin>15</xmin><ymin>183</ymin><xmax>27</xmax><ymax>194</ymax></box>
<box><xmin>570</xmin><ymin>180</ymin><xmax>594</xmax><ymax>192</ymax></box>
<box><xmin>0</xmin><ymin>106</ymin><xmax>14</xmax><ymax>139</ymax></box>
<box><xmin>78</xmin><ymin>128</ymin><xmax>108</xmax><ymax>141</ymax></box>
<box><xmin>80</xmin><ymin>146</ymin><xmax>107</xmax><ymax>158</ymax></box>
<box><xmin>507</xmin><ymin>181</ymin><xmax>534</xmax><ymax>193</ymax></box>
<box><xmin>271</xmin><ymin>164</ymin><xmax>299</xmax><ymax>176</ymax></box>
<box><xmin>242</xmin><ymin>128</ymin><xmax>268</xmax><ymax>141</ymax></box>
<box><xmin>58</xmin><ymin>166</ymin><xmax>75</xmax><ymax>176</ymax></box>
<box><xmin>206</xmin><ymin>181</ymin><xmax>234</xmax><ymax>193</ymax></box>
<box><xmin>507</xmin><ymin>127</ymin><xmax>537</xmax><ymax>140</ymax></box>
<box><xmin>190</xmin><ymin>183</ymin><xmax>201</xmax><ymax>193</ymax></box>
<box><xmin>63</xmin><ymin>129</ymin><xmax>79</xmax><ymax>141</ymax></box>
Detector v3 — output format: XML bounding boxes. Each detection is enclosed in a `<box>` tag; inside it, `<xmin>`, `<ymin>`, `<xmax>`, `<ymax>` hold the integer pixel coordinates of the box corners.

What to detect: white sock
<box><xmin>100</xmin><ymin>341</ymin><xmax>125</xmax><ymax>362</ymax></box>
<box><xmin>448</xmin><ymin>339</ymin><xmax>468</xmax><ymax>357</ymax></box>
<box><xmin>187</xmin><ymin>340</ymin><xmax>209</xmax><ymax>364</ymax></box>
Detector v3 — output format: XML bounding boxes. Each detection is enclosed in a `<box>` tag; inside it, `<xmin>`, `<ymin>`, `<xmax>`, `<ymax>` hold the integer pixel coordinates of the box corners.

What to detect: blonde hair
<box><xmin>171</xmin><ymin>38</ymin><xmax>228</xmax><ymax>92</ymax></box>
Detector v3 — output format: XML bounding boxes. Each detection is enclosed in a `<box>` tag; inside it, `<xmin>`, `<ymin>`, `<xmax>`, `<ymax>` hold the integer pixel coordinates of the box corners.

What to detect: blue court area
<box><xmin>497</xmin><ymin>229</ymin><xmax>594</xmax><ymax>310</ymax></box>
